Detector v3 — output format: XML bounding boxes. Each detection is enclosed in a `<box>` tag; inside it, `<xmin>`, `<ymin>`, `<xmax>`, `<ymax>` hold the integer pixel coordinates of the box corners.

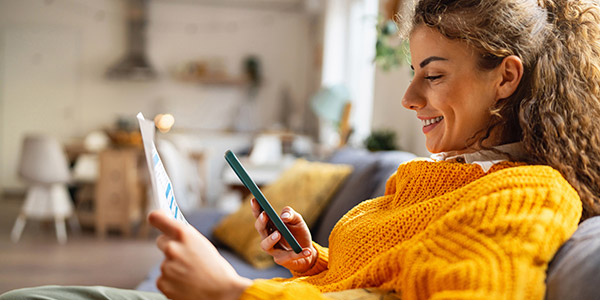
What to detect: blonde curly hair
<box><xmin>402</xmin><ymin>0</ymin><xmax>600</xmax><ymax>221</ymax></box>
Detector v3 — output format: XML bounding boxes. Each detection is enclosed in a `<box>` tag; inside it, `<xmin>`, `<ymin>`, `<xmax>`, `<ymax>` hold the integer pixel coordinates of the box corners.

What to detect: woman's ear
<box><xmin>496</xmin><ymin>55</ymin><xmax>524</xmax><ymax>100</ymax></box>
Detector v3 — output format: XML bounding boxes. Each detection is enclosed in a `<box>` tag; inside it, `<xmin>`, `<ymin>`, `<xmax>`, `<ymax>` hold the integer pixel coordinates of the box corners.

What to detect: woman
<box><xmin>3</xmin><ymin>0</ymin><xmax>600</xmax><ymax>299</ymax></box>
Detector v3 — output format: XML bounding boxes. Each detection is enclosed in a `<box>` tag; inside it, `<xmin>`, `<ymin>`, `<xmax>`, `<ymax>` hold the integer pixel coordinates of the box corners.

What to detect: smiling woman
<box><xmin>403</xmin><ymin>0</ymin><xmax>600</xmax><ymax>221</ymax></box>
<box><xmin>3</xmin><ymin>0</ymin><xmax>600</xmax><ymax>300</ymax></box>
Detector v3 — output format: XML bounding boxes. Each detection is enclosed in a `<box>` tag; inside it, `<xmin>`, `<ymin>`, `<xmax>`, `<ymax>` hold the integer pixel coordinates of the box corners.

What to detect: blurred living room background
<box><xmin>0</xmin><ymin>0</ymin><xmax>428</xmax><ymax>293</ymax></box>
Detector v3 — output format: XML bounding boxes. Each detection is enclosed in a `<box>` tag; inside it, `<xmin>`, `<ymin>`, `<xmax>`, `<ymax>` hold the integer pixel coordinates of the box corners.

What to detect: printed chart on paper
<box><xmin>137</xmin><ymin>112</ymin><xmax>188</xmax><ymax>224</ymax></box>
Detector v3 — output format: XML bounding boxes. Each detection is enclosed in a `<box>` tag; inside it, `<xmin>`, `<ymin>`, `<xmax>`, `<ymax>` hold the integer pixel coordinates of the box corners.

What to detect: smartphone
<box><xmin>224</xmin><ymin>150</ymin><xmax>303</xmax><ymax>254</ymax></box>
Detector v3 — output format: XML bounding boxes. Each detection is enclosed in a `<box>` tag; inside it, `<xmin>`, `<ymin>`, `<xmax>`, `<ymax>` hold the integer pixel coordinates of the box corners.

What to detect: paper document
<box><xmin>137</xmin><ymin>112</ymin><xmax>188</xmax><ymax>224</ymax></box>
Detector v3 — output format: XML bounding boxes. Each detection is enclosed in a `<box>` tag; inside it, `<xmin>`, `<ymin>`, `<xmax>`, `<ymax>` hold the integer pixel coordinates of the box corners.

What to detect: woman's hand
<box><xmin>251</xmin><ymin>198</ymin><xmax>317</xmax><ymax>273</ymax></box>
<box><xmin>148</xmin><ymin>210</ymin><xmax>252</xmax><ymax>300</ymax></box>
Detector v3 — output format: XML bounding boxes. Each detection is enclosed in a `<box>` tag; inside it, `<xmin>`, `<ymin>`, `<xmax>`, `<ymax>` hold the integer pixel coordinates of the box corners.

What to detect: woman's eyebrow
<box><xmin>410</xmin><ymin>56</ymin><xmax>449</xmax><ymax>70</ymax></box>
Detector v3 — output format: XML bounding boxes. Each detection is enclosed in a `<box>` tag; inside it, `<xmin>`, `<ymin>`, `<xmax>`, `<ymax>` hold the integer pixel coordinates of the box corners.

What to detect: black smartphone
<box><xmin>224</xmin><ymin>150</ymin><xmax>302</xmax><ymax>253</ymax></box>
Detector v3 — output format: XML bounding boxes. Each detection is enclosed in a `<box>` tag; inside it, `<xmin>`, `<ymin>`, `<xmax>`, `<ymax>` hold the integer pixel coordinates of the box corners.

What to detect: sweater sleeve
<box><xmin>381</xmin><ymin>166</ymin><xmax>582</xmax><ymax>300</ymax></box>
<box><xmin>290</xmin><ymin>242</ymin><xmax>329</xmax><ymax>277</ymax></box>
<box><xmin>239</xmin><ymin>244</ymin><xmax>331</xmax><ymax>300</ymax></box>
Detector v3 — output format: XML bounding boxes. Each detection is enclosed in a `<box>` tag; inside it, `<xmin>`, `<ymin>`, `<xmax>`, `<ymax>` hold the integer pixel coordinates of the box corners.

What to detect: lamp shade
<box><xmin>83</xmin><ymin>130</ymin><xmax>110</xmax><ymax>153</ymax></box>
<box><xmin>18</xmin><ymin>134</ymin><xmax>71</xmax><ymax>184</ymax></box>
<box><xmin>310</xmin><ymin>85</ymin><xmax>350</xmax><ymax>123</ymax></box>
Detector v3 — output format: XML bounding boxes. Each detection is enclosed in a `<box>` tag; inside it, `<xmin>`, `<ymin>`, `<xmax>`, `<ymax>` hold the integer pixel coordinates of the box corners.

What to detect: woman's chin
<box><xmin>425</xmin><ymin>142</ymin><xmax>444</xmax><ymax>154</ymax></box>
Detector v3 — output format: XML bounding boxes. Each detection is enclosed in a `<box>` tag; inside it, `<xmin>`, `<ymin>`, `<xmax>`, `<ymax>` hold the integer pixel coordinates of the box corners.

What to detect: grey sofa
<box><xmin>136</xmin><ymin>147</ymin><xmax>600</xmax><ymax>300</ymax></box>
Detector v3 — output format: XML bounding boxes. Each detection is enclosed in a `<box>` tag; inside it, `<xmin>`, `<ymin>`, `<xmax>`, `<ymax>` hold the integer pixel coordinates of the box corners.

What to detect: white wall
<box><xmin>0</xmin><ymin>0</ymin><xmax>314</xmax><ymax>192</ymax></box>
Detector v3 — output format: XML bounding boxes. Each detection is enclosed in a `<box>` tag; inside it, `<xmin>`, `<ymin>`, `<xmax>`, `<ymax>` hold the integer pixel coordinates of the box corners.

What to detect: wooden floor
<box><xmin>0</xmin><ymin>195</ymin><xmax>163</xmax><ymax>294</ymax></box>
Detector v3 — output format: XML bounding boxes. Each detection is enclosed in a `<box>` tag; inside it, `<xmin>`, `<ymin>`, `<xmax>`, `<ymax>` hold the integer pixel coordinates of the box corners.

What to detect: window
<box><xmin>321</xmin><ymin>0</ymin><xmax>379</xmax><ymax>145</ymax></box>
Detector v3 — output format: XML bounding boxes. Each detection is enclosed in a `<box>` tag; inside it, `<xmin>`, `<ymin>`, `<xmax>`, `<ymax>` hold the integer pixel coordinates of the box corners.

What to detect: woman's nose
<box><xmin>402</xmin><ymin>82</ymin><xmax>425</xmax><ymax>110</ymax></box>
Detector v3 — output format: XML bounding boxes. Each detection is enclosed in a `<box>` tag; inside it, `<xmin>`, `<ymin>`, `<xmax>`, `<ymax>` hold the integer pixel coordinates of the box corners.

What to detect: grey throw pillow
<box><xmin>545</xmin><ymin>215</ymin><xmax>600</xmax><ymax>300</ymax></box>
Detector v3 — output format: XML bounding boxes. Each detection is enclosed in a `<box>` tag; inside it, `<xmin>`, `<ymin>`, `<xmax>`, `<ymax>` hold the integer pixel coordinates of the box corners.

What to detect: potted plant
<box><xmin>364</xmin><ymin>129</ymin><xmax>398</xmax><ymax>152</ymax></box>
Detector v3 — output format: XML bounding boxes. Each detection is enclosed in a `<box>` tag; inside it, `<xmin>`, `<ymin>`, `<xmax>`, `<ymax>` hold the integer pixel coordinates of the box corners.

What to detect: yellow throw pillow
<box><xmin>213</xmin><ymin>159</ymin><xmax>353</xmax><ymax>269</ymax></box>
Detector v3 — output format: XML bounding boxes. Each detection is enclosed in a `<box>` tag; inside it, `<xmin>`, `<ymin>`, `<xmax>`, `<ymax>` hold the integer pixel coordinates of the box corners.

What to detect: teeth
<box><xmin>422</xmin><ymin>116</ymin><xmax>443</xmax><ymax>126</ymax></box>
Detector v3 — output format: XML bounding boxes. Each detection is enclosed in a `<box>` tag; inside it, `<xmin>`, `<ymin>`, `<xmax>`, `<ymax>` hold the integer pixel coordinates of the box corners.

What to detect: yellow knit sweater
<box><xmin>239</xmin><ymin>160</ymin><xmax>582</xmax><ymax>300</ymax></box>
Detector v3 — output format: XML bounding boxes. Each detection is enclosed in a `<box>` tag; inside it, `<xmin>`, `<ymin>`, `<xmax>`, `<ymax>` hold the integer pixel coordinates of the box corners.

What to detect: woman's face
<box><xmin>403</xmin><ymin>26</ymin><xmax>500</xmax><ymax>153</ymax></box>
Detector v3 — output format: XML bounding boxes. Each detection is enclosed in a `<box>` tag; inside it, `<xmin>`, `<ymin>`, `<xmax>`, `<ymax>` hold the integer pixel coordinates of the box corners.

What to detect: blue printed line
<box><xmin>174</xmin><ymin>206</ymin><xmax>179</xmax><ymax>219</ymax></box>
<box><xmin>169</xmin><ymin>196</ymin><xmax>174</xmax><ymax>209</ymax></box>
<box><xmin>153</xmin><ymin>153</ymin><xmax>159</xmax><ymax>166</ymax></box>
<box><xmin>165</xmin><ymin>183</ymin><xmax>172</xmax><ymax>199</ymax></box>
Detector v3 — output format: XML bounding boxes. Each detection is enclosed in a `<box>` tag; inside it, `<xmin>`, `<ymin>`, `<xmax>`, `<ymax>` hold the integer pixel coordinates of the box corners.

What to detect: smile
<box><xmin>421</xmin><ymin>116</ymin><xmax>444</xmax><ymax>127</ymax></box>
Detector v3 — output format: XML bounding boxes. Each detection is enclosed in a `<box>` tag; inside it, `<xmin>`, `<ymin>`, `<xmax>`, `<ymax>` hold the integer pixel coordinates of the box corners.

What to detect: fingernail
<box><xmin>303</xmin><ymin>250</ymin><xmax>311</xmax><ymax>256</ymax></box>
<box><xmin>281</xmin><ymin>212</ymin><xmax>291</xmax><ymax>219</ymax></box>
<box><xmin>271</xmin><ymin>232</ymin><xmax>279</xmax><ymax>240</ymax></box>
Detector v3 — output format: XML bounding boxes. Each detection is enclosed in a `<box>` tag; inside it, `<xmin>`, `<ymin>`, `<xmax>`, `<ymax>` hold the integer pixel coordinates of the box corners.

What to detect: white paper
<box><xmin>137</xmin><ymin>112</ymin><xmax>188</xmax><ymax>224</ymax></box>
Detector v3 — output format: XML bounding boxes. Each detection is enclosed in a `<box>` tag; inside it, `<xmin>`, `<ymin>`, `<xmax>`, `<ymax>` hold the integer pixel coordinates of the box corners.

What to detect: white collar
<box><xmin>429</xmin><ymin>142</ymin><xmax>527</xmax><ymax>172</ymax></box>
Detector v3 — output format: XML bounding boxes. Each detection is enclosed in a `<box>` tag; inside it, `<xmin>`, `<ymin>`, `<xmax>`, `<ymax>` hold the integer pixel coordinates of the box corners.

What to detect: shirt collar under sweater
<box><xmin>429</xmin><ymin>142</ymin><xmax>527</xmax><ymax>172</ymax></box>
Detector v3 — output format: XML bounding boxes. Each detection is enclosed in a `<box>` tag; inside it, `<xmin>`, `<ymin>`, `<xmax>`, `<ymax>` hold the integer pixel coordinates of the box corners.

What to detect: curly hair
<box><xmin>401</xmin><ymin>0</ymin><xmax>600</xmax><ymax>221</ymax></box>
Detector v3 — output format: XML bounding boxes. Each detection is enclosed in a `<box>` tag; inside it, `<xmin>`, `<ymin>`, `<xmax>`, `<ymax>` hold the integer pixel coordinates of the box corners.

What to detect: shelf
<box><xmin>176</xmin><ymin>74</ymin><xmax>249</xmax><ymax>86</ymax></box>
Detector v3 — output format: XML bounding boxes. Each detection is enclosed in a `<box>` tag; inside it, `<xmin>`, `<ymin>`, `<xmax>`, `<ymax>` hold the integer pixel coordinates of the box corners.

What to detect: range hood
<box><xmin>106</xmin><ymin>0</ymin><xmax>157</xmax><ymax>80</ymax></box>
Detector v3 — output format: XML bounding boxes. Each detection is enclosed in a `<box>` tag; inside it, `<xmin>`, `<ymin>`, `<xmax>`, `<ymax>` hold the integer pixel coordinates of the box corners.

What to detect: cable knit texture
<box><xmin>240</xmin><ymin>160</ymin><xmax>582</xmax><ymax>300</ymax></box>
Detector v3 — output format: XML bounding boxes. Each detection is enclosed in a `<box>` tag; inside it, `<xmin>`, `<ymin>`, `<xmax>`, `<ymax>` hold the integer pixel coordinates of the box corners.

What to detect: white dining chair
<box><xmin>11</xmin><ymin>134</ymin><xmax>77</xmax><ymax>244</ymax></box>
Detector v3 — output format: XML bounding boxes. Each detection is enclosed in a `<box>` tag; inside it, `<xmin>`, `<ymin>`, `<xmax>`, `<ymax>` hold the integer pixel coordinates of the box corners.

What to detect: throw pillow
<box><xmin>213</xmin><ymin>159</ymin><xmax>352</xmax><ymax>269</ymax></box>
<box><xmin>545</xmin><ymin>215</ymin><xmax>600</xmax><ymax>300</ymax></box>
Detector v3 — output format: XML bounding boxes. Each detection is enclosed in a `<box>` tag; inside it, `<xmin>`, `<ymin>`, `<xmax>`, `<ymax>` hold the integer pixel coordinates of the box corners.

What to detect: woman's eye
<box><xmin>425</xmin><ymin>75</ymin><xmax>442</xmax><ymax>81</ymax></box>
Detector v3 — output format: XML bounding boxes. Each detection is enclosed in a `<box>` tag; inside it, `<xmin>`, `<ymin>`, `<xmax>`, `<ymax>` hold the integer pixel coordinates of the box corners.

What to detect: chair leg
<box><xmin>11</xmin><ymin>214</ymin><xmax>27</xmax><ymax>243</ymax></box>
<box><xmin>55</xmin><ymin>217</ymin><xmax>67</xmax><ymax>244</ymax></box>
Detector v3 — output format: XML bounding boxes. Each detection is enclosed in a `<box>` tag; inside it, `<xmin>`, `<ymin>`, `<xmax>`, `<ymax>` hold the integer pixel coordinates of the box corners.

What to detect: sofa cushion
<box><xmin>213</xmin><ymin>159</ymin><xmax>352</xmax><ymax>269</ymax></box>
<box><xmin>545</xmin><ymin>215</ymin><xmax>600</xmax><ymax>300</ymax></box>
<box><xmin>313</xmin><ymin>148</ymin><xmax>380</xmax><ymax>246</ymax></box>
